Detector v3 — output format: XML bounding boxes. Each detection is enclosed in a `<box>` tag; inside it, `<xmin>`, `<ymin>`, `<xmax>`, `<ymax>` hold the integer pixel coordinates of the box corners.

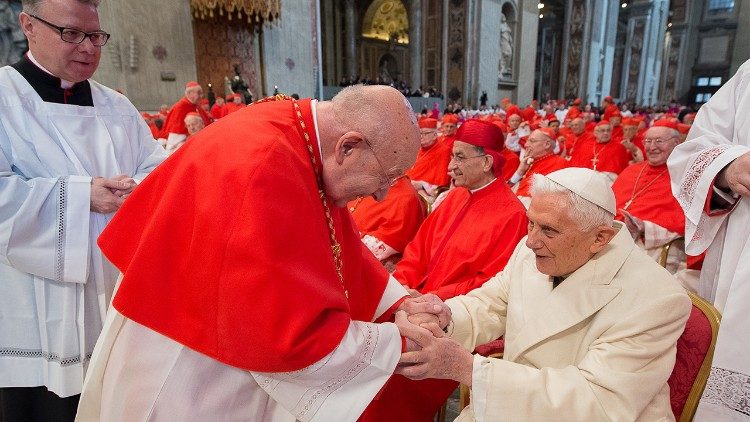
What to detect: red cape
<box><xmin>394</xmin><ymin>179</ymin><xmax>528</xmax><ymax>300</ymax></box>
<box><xmin>158</xmin><ymin>97</ymin><xmax>212</xmax><ymax>138</ymax></box>
<box><xmin>516</xmin><ymin>154</ymin><xmax>569</xmax><ymax>197</ymax></box>
<box><xmin>612</xmin><ymin>162</ymin><xmax>685</xmax><ymax>234</ymax></box>
<box><xmin>223</xmin><ymin>102</ymin><xmax>245</xmax><ymax>115</ymax></box>
<box><xmin>210</xmin><ymin>103</ymin><xmax>226</xmax><ymax>119</ymax></box>
<box><xmin>348</xmin><ymin>176</ymin><xmax>426</xmax><ymax>253</ymax></box>
<box><xmin>101</xmin><ymin>98</ymin><xmax>390</xmax><ymax>372</ymax></box>
<box><xmin>500</xmin><ymin>148</ymin><xmax>520</xmax><ymax>182</ymax></box>
<box><xmin>406</xmin><ymin>135</ymin><xmax>454</xmax><ymax>187</ymax></box>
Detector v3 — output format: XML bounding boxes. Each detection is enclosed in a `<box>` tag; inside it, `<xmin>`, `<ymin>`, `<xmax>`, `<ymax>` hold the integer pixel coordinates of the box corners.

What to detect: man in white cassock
<box><xmin>75</xmin><ymin>85</ymin><xmax>449</xmax><ymax>421</ymax></box>
<box><xmin>396</xmin><ymin>168</ymin><xmax>691</xmax><ymax>421</ymax></box>
<box><xmin>668</xmin><ymin>59</ymin><xmax>750</xmax><ymax>421</ymax></box>
<box><xmin>0</xmin><ymin>0</ymin><xmax>167</xmax><ymax>420</ymax></box>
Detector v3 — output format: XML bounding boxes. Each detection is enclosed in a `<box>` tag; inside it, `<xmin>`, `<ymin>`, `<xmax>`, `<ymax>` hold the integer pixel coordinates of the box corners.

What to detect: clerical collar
<box><xmin>11</xmin><ymin>53</ymin><xmax>93</xmax><ymax>106</ymax></box>
<box><xmin>470</xmin><ymin>178</ymin><xmax>497</xmax><ymax>194</ymax></box>
<box><xmin>27</xmin><ymin>52</ymin><xmax>74</xmax><ymax>88</ymax></box>
<box><xmin>310</xmin><ymin>99</ymin><xmax>323</xmax><ymax>161</ymax></box>
<box><xmin>551</xmin><ymin>275</ymin><xmax>567</xmax><ymax>289</ymax></box>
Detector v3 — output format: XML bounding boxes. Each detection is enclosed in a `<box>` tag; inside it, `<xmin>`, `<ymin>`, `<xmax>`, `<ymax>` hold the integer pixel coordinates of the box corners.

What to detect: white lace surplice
<box><xmin>667</xmin><ymin>59</ymin><xmax>750</xmax><ymax>420</ymax></box>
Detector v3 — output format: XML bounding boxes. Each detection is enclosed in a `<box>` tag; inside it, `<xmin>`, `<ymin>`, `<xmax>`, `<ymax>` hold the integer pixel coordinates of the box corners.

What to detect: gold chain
<box><xmin>251</xmin><ymin>95</ymin><xmax>347</xmax><ymax>297</ymax></box>
<box><xmin>623</xmin><ymin>165</ymin><xmax>668</xmax><ymax>210</ymax></box>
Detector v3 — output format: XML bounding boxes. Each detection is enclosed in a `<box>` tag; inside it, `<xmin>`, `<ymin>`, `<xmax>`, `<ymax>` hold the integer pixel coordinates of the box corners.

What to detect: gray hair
<box><xmin>331</xmin><ymin>85</ymin><xmax>403</xmax><ymax>153</ymax></box>
<box><xmin>530</xmin><ymin>174</ymin><xmax>614</xmax><ymax>231</ymax></box>
<box><xmin>23</xmin><ymin>0</ymin><xmax>100</xmax><ymax>14</ymax></box>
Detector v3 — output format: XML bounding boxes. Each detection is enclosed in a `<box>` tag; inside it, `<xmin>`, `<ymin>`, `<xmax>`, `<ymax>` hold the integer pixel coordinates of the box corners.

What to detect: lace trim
<box><xmin>0</xmin><ymin>348</ymin><xmax>92</xmax><ymax>367</ymax></box>
<box><xmin>701</xmin><ymin>366</ymin><xmax>750</xmax><ymax>416</ymax></box>
<box><xmin>296</xmin><ymin>324</ymin><xmax>379</xmax><ymax>419</ymax></box>
<box><xmin>676</xmin><ymin>145</ymin><xmax>730</xmax><ymax>210</ymax></box>
<box><xmin>54</xmin><ymin>177</ymin><xmax>67</xmax><ymax>282</ymax></box>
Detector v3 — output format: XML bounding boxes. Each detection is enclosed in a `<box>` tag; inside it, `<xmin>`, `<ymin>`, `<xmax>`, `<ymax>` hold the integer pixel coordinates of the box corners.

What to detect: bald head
<box><xmin>569</xmin><ymin>118</ymin><xmax>585</xmax><ymax>135</ymax></box>
<box><xmin>317</xmin><ymin>85</ymin><xmax>420</xmax><ymax>206</ymax></box>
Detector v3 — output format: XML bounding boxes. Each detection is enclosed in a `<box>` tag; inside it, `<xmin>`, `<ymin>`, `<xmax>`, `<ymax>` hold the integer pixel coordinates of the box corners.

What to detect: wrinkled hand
<box><xmin>717</xmin><ymin>152</ymin><xmax>750</xmax><ymax>197</ymax></box>
<box><xmin>109</xmin><ymin>174</ymin><xmax>137</xmax><ymax>197</ymax></box>
<box><xmin>399</xmin><ymin>294</ymin><xmax>452</xmax><ymax>331</ymax></box>
<box><xmin>394</xmin><ymin>312</ymin><xmax>474</xmax><ymax>386</ymax></box>
<box><xmin>620</xmin><ymin>209</ymin><xmax>644</xmax><ymax>239</ymax></box>
<box><xmin>90</xmin><ymin>177</ymin><xmax>135</xmax><ymax>213</ymax></box>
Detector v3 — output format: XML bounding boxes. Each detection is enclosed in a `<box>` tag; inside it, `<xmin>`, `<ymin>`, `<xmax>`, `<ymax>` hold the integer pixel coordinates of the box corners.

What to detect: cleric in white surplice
<box><xmin>0</xmin><ymin>0</ymin><xmax>166</xmax><ymax>419</ymax></box>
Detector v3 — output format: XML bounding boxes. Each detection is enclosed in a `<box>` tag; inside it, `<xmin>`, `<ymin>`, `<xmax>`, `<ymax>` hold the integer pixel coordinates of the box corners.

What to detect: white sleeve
<box><xmin>361</xmin><ymin>234</ymin><xmax>398</xmax><ymax>260</ymax></box>
<box><xmin>250</xmin><ymin>321</ymin><xmax>402</xmax><ymax>422</ymax></box>
<box><xmin>667</xmin><ymin>61</ymin><xmax>750</xmax><ymax>255</ymax></box>
<box><xmin>0</xmin><ymin>122</ymin><xmax>91</xmax><ymax>283</ymax></box>
<box><xmin>132</xmin><ymin>116</ymin><xmax>168</xmax><ymax>183</ymax></box>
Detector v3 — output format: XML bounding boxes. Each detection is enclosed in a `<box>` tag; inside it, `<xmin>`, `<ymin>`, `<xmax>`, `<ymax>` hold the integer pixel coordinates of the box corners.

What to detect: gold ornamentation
<box><xmin>190</xmin><ymin>0</ymin><xmax>281</xmax><ymax>24</ymax></box>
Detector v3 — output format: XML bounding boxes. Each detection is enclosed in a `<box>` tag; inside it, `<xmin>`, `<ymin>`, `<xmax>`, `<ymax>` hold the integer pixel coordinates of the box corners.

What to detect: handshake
<box><xmin>393</xmin><ymin>294</ymin><xmax>474</xmax><ymax>386</ymax></box>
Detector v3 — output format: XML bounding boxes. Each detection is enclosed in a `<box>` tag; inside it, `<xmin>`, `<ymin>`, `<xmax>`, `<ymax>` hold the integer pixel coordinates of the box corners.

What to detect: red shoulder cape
<box><xmin>101</xmin><ymin>99</ymin><xmax>389</xmax><ymax>372</ymax></box>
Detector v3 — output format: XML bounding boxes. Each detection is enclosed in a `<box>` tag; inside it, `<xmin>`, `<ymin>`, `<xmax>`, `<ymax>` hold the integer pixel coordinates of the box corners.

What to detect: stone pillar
<box><xmin>409</xmin><ymin>0</ymin><xmax>422</xmax><ymax>89</ymax></box>
<box><xmin>561</xmin><ymin>0</ymin><xmax>588</xmax><ymax>100</ymax></box>
<box><xmin>344</xmin><ymin>0</ymin><xmax>358</xmax><ymax>78</ymax></box>
<box><xmin>584</xmin><ymin>0</ymin><xmax>621</xmax><ymax>104</ymax></box>
<box><xmin>622</xmin><ymin>0</ymin><xmax>668</xmax><ymax>105</ymax></box>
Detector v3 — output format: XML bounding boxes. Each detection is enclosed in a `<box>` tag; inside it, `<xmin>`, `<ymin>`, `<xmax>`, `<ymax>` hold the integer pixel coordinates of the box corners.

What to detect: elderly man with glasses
<box><xmin>610</xmin><ymin>120</ymin><xmax>687</xmax><ymax>274</ymax></box>
<box><xmin>0</xmin><ymin>0</ymin><xmax>167</xmax><ymax>420</ymax></box>
<box><xmin>362</xmin><ymin>120</ymin><xmax>528</xmax><ymax>422</ymax></box>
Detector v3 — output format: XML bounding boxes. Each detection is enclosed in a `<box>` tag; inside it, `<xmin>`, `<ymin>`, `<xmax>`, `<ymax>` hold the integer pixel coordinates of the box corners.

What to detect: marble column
<box><xmin>409</xmin><ymin>0</ymin><xmax>422</xmax><ymax>89</ymax></box>
<box><xmin>344</xmin><ymin>0</ymin><xmax>358</xmax><ymax>78</ymax></box>
<box><xmin>622</xmin><ymin>0</ymin><xmax>668</xmax><ymax>105</ymax></box>
<box><xmin>584</xmin><ymin>0</ymin><xmax>621</xmax><ymax>104</ymax></box>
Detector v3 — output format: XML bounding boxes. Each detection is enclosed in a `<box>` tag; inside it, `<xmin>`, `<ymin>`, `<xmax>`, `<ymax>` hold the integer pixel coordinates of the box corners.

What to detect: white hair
<box><xmin>23</xmin><ymin>0</ymin><xmax>100</xmax><ymax>14</ymax></box>
<box><xmin>530</xmin><ymin>174</ymin><xmax>614</xmax><ymax>231</ymax></box>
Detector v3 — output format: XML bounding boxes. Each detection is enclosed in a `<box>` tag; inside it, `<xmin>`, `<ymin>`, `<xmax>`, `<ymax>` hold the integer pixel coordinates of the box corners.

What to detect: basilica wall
<box><xmin>476</xmin><ymin>0</ymin><xmax>504</xmax><ymax>106</ymax></box>
<box><xmin>93</xmin><ymin>0</ymin><xmax>199</xmax><ymax>111</ymax></box>
<box><xmin>261</xmin><ymin>0</ymin><xmax>320</xmax><ymax>99</ymax></box>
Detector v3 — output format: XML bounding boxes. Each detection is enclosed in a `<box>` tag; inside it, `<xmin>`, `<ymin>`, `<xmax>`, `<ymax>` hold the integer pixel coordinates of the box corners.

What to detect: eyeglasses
<box><xmin>28</xmin><ymin>14</ymin><xmax>110</xmax><ymax>46</ymax></box>
<box><xmin>449</xmin><ymin>153</ymin><xmax>486</xmax><ymax>164</ymax></box>
<box><xmin>643</xmin><ymin>137</ymin><xmax>677</xmax><ymax>146</ymax></box>
<box><xmin>363</xmin><ymin>138</ymin><xmax>402</xmax><ymax>187</ymax></box>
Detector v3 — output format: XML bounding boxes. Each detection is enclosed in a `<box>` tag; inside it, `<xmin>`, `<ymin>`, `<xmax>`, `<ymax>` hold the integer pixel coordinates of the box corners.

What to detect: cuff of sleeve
<box><xmin>63</xmin><ymin>175</ymin><xmax>92</xmax><ymax>283</ymax></box>
<box><xmin>705</xmin><ymin>181</ymin><xmax>739</xmax><ymax>216</ymax></box>
<box><xmin>373</xmin><ymin>276</ymin><xmax>409</xmax><ymax>322</ymax></box>
<box><xmin>470</xmin><ymin>355</ymin><xmax>493</xmax><ymax>422</ymax></box>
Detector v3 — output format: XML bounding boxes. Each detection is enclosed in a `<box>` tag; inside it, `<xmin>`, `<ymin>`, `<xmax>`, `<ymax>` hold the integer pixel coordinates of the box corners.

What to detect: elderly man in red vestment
<box><xmin>159</xmin><ymin>81</ymin><xmax>212</xmax><ymax>149</ymax></box>
<box><xmin>569</xmin><ymin>121</ymin><xmax>632</xmax><ymax>185</ymax></box>
<box><xmin>348</xmin><ymin>175</ymin><xmax>426</xmax><ymax>270</ymax></box>
<box><xmin>76</xmin><ymin>85</ymin><xmax>452</xmax><ymax>421</ymax></box>
<box><xmin>612</xmin><ymin>120</ymin><xmax>685</xmax><ymax>273</ymax></box>
<box><xmin>361</xmin><ymin>120</ymin><xmax>528</xmax><ymax>422</ymax></box>
<box><xmin>408</xmin><ymin>117</ymin><xmax>455</xmax><ymax>196</ymax></box>
<box><xmin>223</xmin><ymin>92</ymin><xmax>246</xmax><ymax>115</ymax></box>
<box><xmin>511</xmin><ymin>128</ymin><xmax>569</xmax><ymax>207</ymax></box>
<box><xmin>209</xmin><ymin>95</ymin><xmax>225</xmax><ymax>119</ymax></box>
<box><xmin>561</xmin><ymin>117</ymin><xmax>590</xmax><ymax>158</ymax></box>
<box><xmin>601</xmin><ymin>95</ymin><xmax>620</xmax><ymax>121</ymax></box>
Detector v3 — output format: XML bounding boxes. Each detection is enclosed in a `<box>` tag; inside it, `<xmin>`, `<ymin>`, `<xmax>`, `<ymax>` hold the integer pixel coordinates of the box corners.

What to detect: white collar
<box><xmin>470</xmin><ymin>178</ymin><xmax>497</xmax><ymax>193</ymax></box>
<box><xmin>27</xmin><ymin>51</ymin><xmax>75</xmax><ymax>89</ymax></box>
<box><xmin>310</xmin><ymin>99</ymin><xmax>323</xmax><ymax>160</ymax></box>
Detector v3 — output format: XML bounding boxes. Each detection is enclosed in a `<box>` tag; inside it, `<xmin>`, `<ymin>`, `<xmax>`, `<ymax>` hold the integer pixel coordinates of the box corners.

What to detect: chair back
<box><xmin>668</xmin><ymin>291</ymin><xmax>721</xmax><ymax>421</ymax></box>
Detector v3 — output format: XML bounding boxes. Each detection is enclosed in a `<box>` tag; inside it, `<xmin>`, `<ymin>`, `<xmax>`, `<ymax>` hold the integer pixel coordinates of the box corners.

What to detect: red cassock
<box><xmin>209</xmin><ymin>103</ymin><xmax>226</xmax><ymax>119</ymax></box>
<box><xmin>500</xmin><ymin>148</ymin><xmax>520</xmax><ymax>182</ymax></box>
<box><xmin>515</xmin><ymin>154</ymin><xmax>569</xmax><ymax>197</ymax></box>
<box><xmin>99</xmin><ymin>98</ymin><xmax>393</xmax><ymax>373</ymax></box>
<box><xmin>611</xmin><ymin>124</ymin><xmax>624</xmax><ymax>143</ymax></box>
<box><xmin>223</xmin><ymin>102</ymin><xmax>245</xmax><ymax>115</ymax></box>
<box><xmin>611</xmin><ymin>162</ymin><xmax>685</xmax><ymax>234</ymax></box>
<box><xmin>568</xmin><ymin>137</ymin><xmax>631</xmax><ymax>175</ymax></box>
<box><xmin>563</xmin><ymin>131</ymin><xmax>593</xmax><ymax>157</ymax></box>
<box><xmin>158</xmin><ymin>97</ymin><xmax>212</xmax><ymax>138</ymax></box>
<box><xmin>406</xmin><ymin>135</ymin><xmax>455</xmax><ymax>187</ymax></box>
<box><xmin>602</xmin><ymin>103</ymin><xmax>620</xmax><ymax>121</ymax></box>
<box><xmin>362</xmin><ymin>180</ymin><xmax>527</xmax><ymax>422</ymax></box>
<box><xmin>348</xmin><ymin>176</ymin><xmax>427</xmax><ymax>253</ymax></box>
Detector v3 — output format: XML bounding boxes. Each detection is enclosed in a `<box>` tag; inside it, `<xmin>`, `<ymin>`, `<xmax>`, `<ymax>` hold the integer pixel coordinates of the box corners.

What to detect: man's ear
<box><xmin>590</xmin><ymin>225</ymin><xmax>617</xmax><ymax>254</ymax></box>
<box><xmin>334</xmin><ymin>131</ymin><xmax>365</xmax><ymax>164</ymax></box>
<box><xmin>19</xmin><ymin>13</ymin><xmax>35</xmax><ymax>41</ymax></box>
<box><xmin>483</xmin><ymin>154</ymin><xmax>494</xmax><ymax>173</ymax></box>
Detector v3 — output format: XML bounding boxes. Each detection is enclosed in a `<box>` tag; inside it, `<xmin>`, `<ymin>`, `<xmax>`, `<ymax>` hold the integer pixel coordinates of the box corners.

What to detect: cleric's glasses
<box><xmin>29</xmin><ymin>14</ymin><xmax>111</xmax><ymax>46</ymax></box>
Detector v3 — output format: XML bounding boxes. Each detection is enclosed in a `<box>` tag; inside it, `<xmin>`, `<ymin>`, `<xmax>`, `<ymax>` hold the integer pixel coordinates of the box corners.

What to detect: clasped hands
<box><xmin>393</xmin><ymin>294</ymin><xmax>474</xmax><ymax>386</ymax></box>
<box><xmin>90</xmin><ymin>174</ymin><xmax>136</xmax><ymax>213</ymax></box>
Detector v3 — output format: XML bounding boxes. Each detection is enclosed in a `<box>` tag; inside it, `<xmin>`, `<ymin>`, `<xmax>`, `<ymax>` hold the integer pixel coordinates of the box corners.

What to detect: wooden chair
<box><xmin>658</xmin><ymin>237</ymin><xmax>685</xmax><ymax>268</ymax></box>
<box><xmin>668</xmin><ymin>291</ymin><xmax>721</xmax><ymax>421</ymax></box>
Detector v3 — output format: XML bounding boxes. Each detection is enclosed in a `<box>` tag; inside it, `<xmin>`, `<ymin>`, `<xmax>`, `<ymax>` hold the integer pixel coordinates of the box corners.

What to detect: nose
<box><xmin>77</xmin><ymin>36</ymin><xmax>98</xmax><ymax>54</ymax></box>
<box><xmin>525</xmin><ymin>227</ymin><xmax>542</xmax><ymax>250</ymax></box>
